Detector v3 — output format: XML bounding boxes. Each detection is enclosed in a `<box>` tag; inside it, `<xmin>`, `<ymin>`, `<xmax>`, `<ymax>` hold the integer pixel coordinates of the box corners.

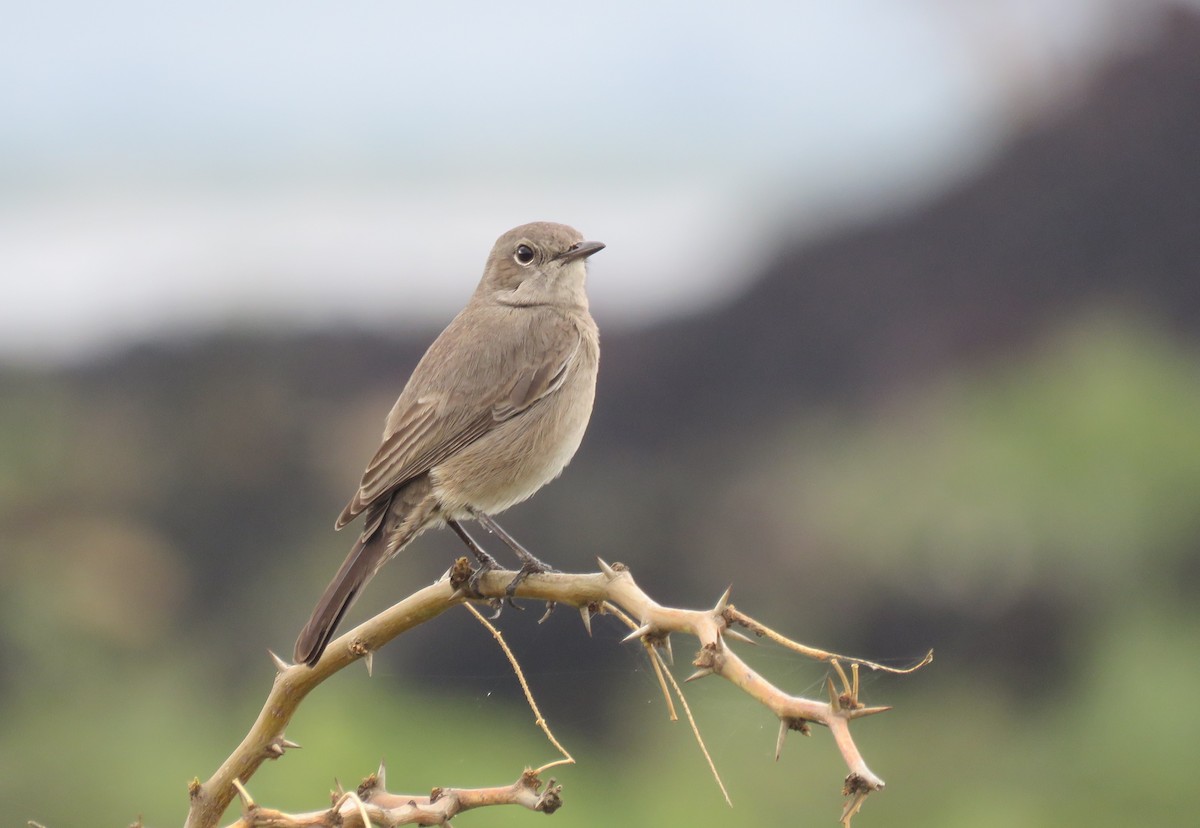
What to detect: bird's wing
<box><xmin>336</xmin><ymin>321</ymin><xmax>582</xmax><ymax>529</ymax></box>
<box><xmin>492</xmin><ymin>334</ymin><xmax>579</xmax><ymax>420</ymax></box>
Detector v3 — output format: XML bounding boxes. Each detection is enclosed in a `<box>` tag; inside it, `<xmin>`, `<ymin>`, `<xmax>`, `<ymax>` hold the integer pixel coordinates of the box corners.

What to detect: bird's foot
<box><xmin>449</xmin><ymin>517</ymin><xmax>504</xmax><ymax>609</ymax></box>
<box><xmin>467</xmin><ymin>566</ymin><xmax>506</xmax><ymax>620</ymax></box>
<box><xmin>466</xmin><ymin>554</ymin><xmax>502</xmax><ymax>598</ymax></box>
<box><xmin>504</xmin><ymin>557</ymin><xmax>559</xmax><ymax>600</ymax></box>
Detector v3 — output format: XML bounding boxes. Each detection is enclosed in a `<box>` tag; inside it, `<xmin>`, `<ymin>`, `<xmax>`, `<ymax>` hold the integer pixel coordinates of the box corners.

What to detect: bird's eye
<box><xmin>514</xmin><ymin>244</ymin><xmax>535</xmax><ymax>266</ymax></box>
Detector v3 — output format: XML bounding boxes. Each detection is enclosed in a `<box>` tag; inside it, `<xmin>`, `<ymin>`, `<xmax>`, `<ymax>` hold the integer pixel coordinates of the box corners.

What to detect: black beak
<box><xmin>557</xmin><ymin>240</ymin><xmax>606</xmax><ymax>263</ymax></box>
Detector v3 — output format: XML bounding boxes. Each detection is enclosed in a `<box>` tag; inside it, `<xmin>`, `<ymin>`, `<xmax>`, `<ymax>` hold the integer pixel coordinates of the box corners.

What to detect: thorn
<box><xmin>264</xmin><ymin>735</ymin><xmax>300</xmax><ymax>758</ymax></box>
<box><xmin>849</xmin><ymin>705</ymin><xmax>893</xmax><ymax>719</ymax></box>
<box><xmin>268</xmin><ymin>650</ymin><xmax>290</xmax><ymax>673</ymax></box>
<box><xmin>684</xmin><ymin>666</ymin><xmax>713</xmax><ymax>683</ymax></box>
<box><xmin>661</xmin><ymin>634</ymin><xmax>674</xmax><ymax>665</ymax></box>
<box><xmin>723</xmin><ymin>628</ymin><xmax>757</xmax><ymax>646</ymax></box>
<box><xmin>596</xmin><ymin>558</ymin><xmax>616</xmax><ymax>578</ymax></box>
<box><xmin>232</xmin><ymin>778</ymin><xmax>254</xmax><ymax>809</ymax></box>
<box><xmin>579</xmin><ymin>605</ymin><xmax>593</xmax><ymax>637</ymax></box>
<box><xmin>826</xmin><ymin>677</ymin><xmax>842</xmax><ymax>712</ymax></box>
<box><xmin>538</xmin><ymin>601</ymin><xmax>556</xmax><ymax>624</ymax></box>
<box><xmin>713</xmin><ymin>585</ymin><xmax>733</xmax><ymax>615</ymax></box>
<box><xmin>376</xmin><ymin>759</ymin><xmax>387</xmax><ymax>789</ymax></box>
<box><xmin>622</xmin><ymin>623</ymin><xmax>652</xmax><ymax>644</ymax></box>
<box><xmin>832</xmin><ymin>659</ymin><xmax>851</xmax><ymax>695</ymax></box>
<box><xmin>775</xmin><ymin>716</ymin><xmax>811</xmax><ymax>760</ymax></box>
<box><xmin>364</xmin><ymin>650</ymin><xmax>374</xmax><ymax>677</ymax></box>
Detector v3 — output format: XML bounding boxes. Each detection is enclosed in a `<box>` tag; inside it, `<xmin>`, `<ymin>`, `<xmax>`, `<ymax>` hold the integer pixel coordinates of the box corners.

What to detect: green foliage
<box><xmin>750</xmin><ymin>310</ymin><xmax>1200</xmax><ymax>601</ymax></box>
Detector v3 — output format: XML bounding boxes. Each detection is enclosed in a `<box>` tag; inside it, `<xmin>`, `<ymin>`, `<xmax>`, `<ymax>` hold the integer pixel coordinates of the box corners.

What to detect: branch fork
<box><xmin>185</xmin><ymin>561</ymin><xmax>928</xmax><ymax>828</ymax></box>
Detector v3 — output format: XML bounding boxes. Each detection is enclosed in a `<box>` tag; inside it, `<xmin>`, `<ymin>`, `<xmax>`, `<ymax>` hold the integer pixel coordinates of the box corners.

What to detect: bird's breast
<box><xmin>431</xmin><ymin>317</ymin><xmax>598</xmax><ymax>517</ymax></box>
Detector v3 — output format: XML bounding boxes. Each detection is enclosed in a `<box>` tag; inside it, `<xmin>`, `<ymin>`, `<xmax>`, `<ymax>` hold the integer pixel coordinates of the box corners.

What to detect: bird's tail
<box><xmin>293</xmin><ymin>527</ymin><xmax>385</xmax><ymax>667</ymax></box>
<box><xmin>294</xmin><ymin>484</ymin><xmax>436</xmax><ymax>667</ymax></box>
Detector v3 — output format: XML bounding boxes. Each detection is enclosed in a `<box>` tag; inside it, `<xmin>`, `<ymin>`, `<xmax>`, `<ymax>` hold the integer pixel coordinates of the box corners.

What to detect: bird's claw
<box><xmin>503</xmin><ymin>560</ymin><xmax>558</xmax><ymax>609</ymax></box>
<box><xmin>465</xmin><ymin>555</ymin><xmax>501</xmax><ymax>598</ymax></box>
<box><xmin>504</xmin><ymin>558</ymin><xmax>558</xmax><ymax>601</ymax></box>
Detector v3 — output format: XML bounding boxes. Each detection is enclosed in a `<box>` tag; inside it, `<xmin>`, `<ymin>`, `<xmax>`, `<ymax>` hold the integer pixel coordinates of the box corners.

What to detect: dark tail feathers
<box><xmin>293</xmin><ymin>528</ymin><xmax>387</xmax><ymax>667</ymax></box>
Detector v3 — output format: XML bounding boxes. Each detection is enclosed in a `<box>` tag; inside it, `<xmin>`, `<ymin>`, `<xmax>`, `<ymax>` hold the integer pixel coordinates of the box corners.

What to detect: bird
<box><xmin>293</xmin><ymin>221</ymin><xmax>604</xmax><ymax>667</ymax></box>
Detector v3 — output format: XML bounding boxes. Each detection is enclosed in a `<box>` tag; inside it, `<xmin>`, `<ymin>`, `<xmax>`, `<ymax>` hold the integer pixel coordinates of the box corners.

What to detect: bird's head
<box><xmin>478</xmin><ymin>221</ymin><xmax>605</xmax><ymax>309</ymax></box>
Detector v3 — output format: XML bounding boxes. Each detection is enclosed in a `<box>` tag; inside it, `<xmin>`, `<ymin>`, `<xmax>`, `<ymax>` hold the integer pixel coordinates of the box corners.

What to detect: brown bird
<box><xmin>294</xmin><ymin>221</ymin><xmax>604</xmax><ymax>666</ymax></box>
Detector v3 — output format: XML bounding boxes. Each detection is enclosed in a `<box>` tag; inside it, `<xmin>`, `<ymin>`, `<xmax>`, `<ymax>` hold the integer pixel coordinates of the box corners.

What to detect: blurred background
<box><xmin>2</xmin><ymin>1</ymin><xmax>1198</xmax><ymax>825</ymax></box>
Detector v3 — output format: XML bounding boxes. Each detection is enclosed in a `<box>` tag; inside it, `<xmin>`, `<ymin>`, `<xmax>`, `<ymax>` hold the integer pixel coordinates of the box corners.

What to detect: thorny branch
<box><xmin>224</xmin><ymin>765</ymin><xmax>562</xmax><ymax>827</ymax></box>
<box><xmin>184</xmin><ymin>559</ymin><xmax>929</xmax><ymax>828</ymax></box>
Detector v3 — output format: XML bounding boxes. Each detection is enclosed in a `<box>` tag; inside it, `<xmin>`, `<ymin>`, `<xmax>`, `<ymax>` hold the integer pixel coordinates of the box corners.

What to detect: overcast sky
<box><xmin>0</xmin><ymin>0</ymin><xmax>1174</xmax><ymax>364</ymax></box>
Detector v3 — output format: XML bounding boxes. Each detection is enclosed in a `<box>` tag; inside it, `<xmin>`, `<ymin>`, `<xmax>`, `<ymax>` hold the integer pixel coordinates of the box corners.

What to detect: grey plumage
<box><xmin>294</xmin><ymin>221</ymin><xmax>603</xmax><ymax>666</ymax></box>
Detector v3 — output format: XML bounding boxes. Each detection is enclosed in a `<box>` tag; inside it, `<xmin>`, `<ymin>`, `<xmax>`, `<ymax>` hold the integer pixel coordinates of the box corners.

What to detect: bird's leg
<box><xmin>472</xmin><ymin>512</ymin><xmax>558</xmax><ymax>600</ymax></box>
<box><xmin>447</xmin><ymin>518</ymin><xmax>500</xmax><ymax>567</ymax></box>
<box><xmin>447</xmin><ymin>518</ymin><xmax>502</xmax><ymax>606</ymax></box>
